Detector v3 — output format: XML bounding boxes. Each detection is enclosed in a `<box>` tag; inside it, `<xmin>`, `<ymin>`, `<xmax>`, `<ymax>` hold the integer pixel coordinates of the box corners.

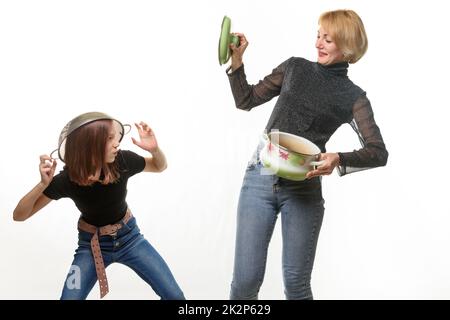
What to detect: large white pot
<box><xmin>259</xmin><ymin>131</ymin><xmax>324</xmax><ymax>181</ymax></box>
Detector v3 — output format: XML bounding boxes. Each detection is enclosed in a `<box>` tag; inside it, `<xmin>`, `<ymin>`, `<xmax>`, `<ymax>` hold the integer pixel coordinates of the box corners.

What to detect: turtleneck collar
<box><xmin>317</xmin><ymin>61</ymin><xmax>349</xmax><ymax>77</ymax></box>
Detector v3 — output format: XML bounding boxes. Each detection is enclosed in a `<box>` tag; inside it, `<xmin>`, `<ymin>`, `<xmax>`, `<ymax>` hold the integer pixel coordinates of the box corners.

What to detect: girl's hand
<box><xmin>306</xmin><ymin>153</ymin><xmax>340</xmax><ymax>179</ymax></box>
<box><xmin>39</xmin><ymin>155</ymin><xmax>57</xmax><ymax>187</ymax></box>
<box><xmin>230</xmin><ymin>33</ymin><xmax>249</xmax><ymax>71</ymax></box>
<box><xmin>132</xmin><ymin>121</ymin><xmax>159</xmax><ymax>153</ymax></box>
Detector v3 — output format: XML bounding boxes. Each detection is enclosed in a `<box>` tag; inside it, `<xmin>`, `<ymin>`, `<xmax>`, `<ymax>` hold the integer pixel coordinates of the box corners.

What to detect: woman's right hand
<box><xmin>230</xmin><ymin>33</ymin><xmax>249</xmax><ymax>71</ymax></box>
<box><xmin>39</xmin><ymin>155</ymin><xmax>57</xmax><ymax>187</ymax></box>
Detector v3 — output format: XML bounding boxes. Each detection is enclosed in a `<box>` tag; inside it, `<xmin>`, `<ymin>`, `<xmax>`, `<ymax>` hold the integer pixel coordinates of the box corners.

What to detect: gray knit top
<box><xmin>227</xmin><ymin>57</ymin><xmax>388</xmax><ymax>176</ymax></box>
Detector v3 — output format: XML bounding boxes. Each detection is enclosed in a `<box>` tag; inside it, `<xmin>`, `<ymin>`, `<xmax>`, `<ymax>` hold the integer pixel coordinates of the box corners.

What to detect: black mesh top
<box><xmin>226</xmin><ymin>57</ymin><xmax>388</xmax><ymax>176</ymax></box>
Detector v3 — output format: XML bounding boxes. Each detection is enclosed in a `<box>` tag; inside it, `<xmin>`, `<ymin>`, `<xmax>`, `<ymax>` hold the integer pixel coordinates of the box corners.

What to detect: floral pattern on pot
<box><xmin>259</xmin><ymin>132</ymin><xmax>324</xmax><ymax>181</ymax></box>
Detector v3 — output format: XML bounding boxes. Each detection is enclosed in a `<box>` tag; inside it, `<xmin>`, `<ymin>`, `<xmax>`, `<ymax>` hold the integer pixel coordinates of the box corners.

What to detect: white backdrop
<box><xmin>1</xmin><ymin>0</ymin><xmax>449</xmax><ymax>299</ymax></box>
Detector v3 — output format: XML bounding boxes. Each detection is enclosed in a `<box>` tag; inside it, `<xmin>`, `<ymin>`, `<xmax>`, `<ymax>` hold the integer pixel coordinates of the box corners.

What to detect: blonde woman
<box><xmin>226</xmin><ymin>10</ymin><xmax>388</xmax><ymax>299</ymax></box>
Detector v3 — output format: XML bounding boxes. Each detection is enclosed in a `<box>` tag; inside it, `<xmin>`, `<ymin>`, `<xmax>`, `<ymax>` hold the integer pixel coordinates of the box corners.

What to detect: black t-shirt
<box><xmin>43</xmin><ymin>150</ymin><xmax>146</xmax><ymax>226</ymax></box>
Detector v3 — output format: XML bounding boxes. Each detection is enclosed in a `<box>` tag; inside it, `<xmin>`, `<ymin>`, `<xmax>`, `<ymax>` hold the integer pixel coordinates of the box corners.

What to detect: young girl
<box><xmin>13</xmin><ymin>112</ymin><xmax>185</xmax><ymax>300</ymax></box>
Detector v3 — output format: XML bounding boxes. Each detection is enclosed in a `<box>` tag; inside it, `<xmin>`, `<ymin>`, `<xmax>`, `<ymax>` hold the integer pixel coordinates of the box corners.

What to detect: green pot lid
<box><xmin>218</xmin><ymin>16</ymin><xmax>240</xmax><ymax>65</ymax></box>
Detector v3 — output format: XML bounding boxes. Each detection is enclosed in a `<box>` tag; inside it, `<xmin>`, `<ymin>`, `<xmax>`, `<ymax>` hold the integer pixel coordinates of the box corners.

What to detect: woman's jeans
<box><xmin>230</xmin><ymin>149</ymin><xmax>325</xmax><ymax>300</ymax></box>
<box><xmin>60</xmin><ymin>216</ymin><xmax>185</xmax><ymax>300</ymax></box>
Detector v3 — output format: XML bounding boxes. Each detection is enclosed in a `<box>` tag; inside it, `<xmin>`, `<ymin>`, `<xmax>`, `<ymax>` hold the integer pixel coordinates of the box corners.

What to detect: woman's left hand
<box><xmin>132</xmin><ymin>121</ymin><xmax>159</xmax><ymax>153</ymax></box>
<box><xmin>306</xmin><ymin>153</ymin><xmax>340</xmax><ymax>179</ymax></box>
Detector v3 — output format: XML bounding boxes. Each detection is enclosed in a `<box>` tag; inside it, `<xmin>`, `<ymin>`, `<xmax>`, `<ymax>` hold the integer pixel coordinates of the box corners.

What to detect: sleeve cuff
<box><xmin>337</xmin><ymin>152</ymin><xmax>346</xmax><ymax>166</ymax></box>
<box><xmin>226</xmin><ymin>64</ymin><xmax>244</xmax><ymax>76</ymax></box>
<box><xmin>337</xmin><ymin>152</ymin><xmax>346</xmax><ymax>176</ymax></box>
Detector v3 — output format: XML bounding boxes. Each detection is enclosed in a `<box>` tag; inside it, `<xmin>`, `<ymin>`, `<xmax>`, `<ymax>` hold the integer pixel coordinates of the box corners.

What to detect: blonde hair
<box><xmin>319</xmin><ymin>9</ymin><xmax>368</xmax><ymax>64</ymax></box>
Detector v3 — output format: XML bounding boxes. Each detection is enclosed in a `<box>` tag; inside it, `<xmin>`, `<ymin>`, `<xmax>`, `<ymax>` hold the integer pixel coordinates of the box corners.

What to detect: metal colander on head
<box><xmin>50</xmin><ymin>111</ymin><xmax>131</xmax><ymax>162</ymax></box>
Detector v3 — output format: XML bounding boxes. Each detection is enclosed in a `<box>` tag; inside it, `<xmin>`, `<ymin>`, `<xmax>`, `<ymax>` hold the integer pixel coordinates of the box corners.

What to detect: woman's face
<box><xmin>316</xmin><ymin>25</ymin><xmax>344</xmax><ymax>65</ymax></box>
<box><xmin>105</xmin><ymin>124</ymin><xmax>121</xmax><ymax>163</ymax></box>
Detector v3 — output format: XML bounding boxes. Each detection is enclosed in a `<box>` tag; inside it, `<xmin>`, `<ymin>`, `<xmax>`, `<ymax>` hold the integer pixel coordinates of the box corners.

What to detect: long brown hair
<box><xmin>64</xmin><ymin>119</ymin><xmax>120</xmax><ymax>186</ymax></box>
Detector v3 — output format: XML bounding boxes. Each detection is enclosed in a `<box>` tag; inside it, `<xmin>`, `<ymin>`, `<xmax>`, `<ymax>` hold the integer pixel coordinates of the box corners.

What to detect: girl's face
<box><xmin>316</xmin><ymin>25</ymin><xmax>344</xmax><ymax>65</ymax></box>
<box><xmin>105</xmin><ymin>124</ymin><xmax>121</xmax><ymax>163</ymax></box>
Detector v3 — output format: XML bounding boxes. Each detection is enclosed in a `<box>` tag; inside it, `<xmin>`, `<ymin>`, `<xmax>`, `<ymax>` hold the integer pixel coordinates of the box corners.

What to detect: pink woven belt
<box><xmin>77</xmin><ymin>209</ymin><xmax>132</xmax><ymax>298</ymax></box>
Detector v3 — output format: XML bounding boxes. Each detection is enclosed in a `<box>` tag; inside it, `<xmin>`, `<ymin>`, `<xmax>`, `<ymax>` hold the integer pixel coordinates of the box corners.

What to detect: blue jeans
<box><xmin>60</xmin><ymin>216</ymin><xmax>185</xmax><ymax>300</ymax></box>
<box><xmin>230</xmin><ymin>148</ymin><xmax>325</xmax><ymax>300</ymax></box>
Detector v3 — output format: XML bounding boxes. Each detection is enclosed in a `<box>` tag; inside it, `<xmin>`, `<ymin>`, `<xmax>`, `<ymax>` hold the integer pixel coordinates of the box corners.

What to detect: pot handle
<box><xmin>310</xmin><ymin>160</ymin><xmax>325</xmax><ymax>167</ymax></box>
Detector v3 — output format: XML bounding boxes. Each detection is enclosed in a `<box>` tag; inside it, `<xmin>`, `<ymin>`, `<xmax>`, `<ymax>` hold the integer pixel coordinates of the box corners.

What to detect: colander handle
<box><xmin>50</xmin><ymin>149</ymin><xmax>59</xmax><ymax>160</ymax></box>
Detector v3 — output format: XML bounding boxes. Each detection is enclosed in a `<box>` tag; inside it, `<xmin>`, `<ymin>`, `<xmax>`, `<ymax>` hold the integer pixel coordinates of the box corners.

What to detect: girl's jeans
<box><xmin>60</xmin><ymin>216</ymin><xmax>185</xmax><ymax>300</ymax></box>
